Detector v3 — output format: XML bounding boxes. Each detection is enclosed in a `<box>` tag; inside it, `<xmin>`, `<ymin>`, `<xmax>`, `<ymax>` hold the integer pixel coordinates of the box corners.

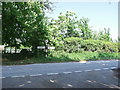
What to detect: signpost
<box><xmin>37</xmin><ymin>45</ymin><xmax>55</xmax><ymax>57</ymax></box>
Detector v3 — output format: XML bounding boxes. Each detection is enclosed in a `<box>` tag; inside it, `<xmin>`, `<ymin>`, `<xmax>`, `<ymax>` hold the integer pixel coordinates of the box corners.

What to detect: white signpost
<box><xmin>37</xmin><ymin>46</ymin><xmax>55</xmax><ymax>50</ymax></box>
<box><xmin>37</xmin><ymin>46</ymin><xmax>55</xmax><ymax>57</ymax></box>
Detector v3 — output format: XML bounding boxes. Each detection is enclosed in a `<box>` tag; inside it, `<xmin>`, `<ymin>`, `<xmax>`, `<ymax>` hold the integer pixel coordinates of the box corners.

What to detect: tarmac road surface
<box><xmin>1</xmin><ymin>60</ymin><xmax>120</xmax><ymax>88</ymax></box>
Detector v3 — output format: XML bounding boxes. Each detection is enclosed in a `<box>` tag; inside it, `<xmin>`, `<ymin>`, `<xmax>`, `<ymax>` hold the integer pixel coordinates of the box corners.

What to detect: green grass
<box><xmin>2</xmin><ymin>51</ymin><xmax>120</xmax><ymax>65</ymax></box>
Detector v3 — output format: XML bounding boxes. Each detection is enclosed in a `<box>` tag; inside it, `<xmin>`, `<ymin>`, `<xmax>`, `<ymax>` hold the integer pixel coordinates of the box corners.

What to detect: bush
<box><xmin>101</xmin><ymin>41</ymin><xmax>118</xmax><ymax>52</ymax></box>
<box><xmin>81</xmin><ymin>39</ymin><xmax>103</xmax><ymax>52</ymax></box>
<box><xmin>62</xmin><ymin>37</ymin><xmax>83</xmax><ymax>53</ymax></box>
<box><xmin>56</xmin><ymin>37</ymin><xmax>118</xmax><ymax>53</ymax></box>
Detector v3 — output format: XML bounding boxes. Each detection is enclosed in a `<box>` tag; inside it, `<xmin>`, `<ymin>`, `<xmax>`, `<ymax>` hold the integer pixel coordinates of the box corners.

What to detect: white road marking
<box><xmin>47</xmin><ymin>73</ymin><xmax>59</xmax><ymax>75</ymax></box>
<box><xmin>11</xmin><ymin>75</ymin><xmax>25</xmax><ymax>78</ymax></box>
<box><xmin>4</xmin><ymin>65</ymin><xmax>117</xmax><ymax>78</ymax></box>
<box><xmin>87</xmin><ymin>80</ymin><xmax>92</xmax><ymax>82</ymax></box>
<box><xmin>94</xmin><ymin>69</ymin><xmax>101</xmax><ymax>71</ymax></box>
<box><xmin>0</xmin><ymin>77</ymin><xmax>5</xmax><ymax>79</ymax></box>
<box><xmin>19</xmin><ymin>84</ymin><xmax>25</xmax><ymax>87</ymax></box>
<box><xmin>30</xmin><ymin>74</ymin><xmax>42</xmax><ymax>77</ymax></box>
<box><xmin>74</xmin><ymin>71</ymin><xmax>82</xmax><ymax>73</ymax></box>
<box><xmin>50</xmin><ymin>80</ymin><xmax>55</xmax><ymax>83</ymax></box>
<box><xmin>111</xmin><ymin>67</ymin><xmax>117</xmax><ymax>69</ymax></box>
<box><xmin>63</xmin><ymin>72</ymin><xmax>72</xmax><ymax>74</ymax></box>
<box><xmin>103</xmin><ymin>68</ymin><xmax>109</xmax><ymax>70</ymax></box>
<box><xmin>84</xmin><ymin>70</ymin><xmax>92</xmax><ymax>72</ymax></box>
<box><xmin>27</xmin><ymin>81</ymin><xmax>32</xmax><ymax>84</ymax></box>
<box><xmin>67</xmin><ymin>84</ymin><xmax>73</xmax><ymax>87</ymax></box>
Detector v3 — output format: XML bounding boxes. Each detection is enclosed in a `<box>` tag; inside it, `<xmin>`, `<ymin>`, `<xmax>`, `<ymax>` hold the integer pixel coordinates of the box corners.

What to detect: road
<box><xmin>1</xmin><ymin>60</ymin><xmax>120</xmax><ymax>88</ymax></box>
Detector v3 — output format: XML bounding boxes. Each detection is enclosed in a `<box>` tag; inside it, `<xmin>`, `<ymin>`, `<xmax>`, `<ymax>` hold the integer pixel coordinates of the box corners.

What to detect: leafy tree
<box><xmin>51</xmin><ymin>11</ymin><xmax>79</xmax><ymax>39</ymax></box>
<box><xmin>93</xmin><ymin>28</ymin><xmax>112</xmax><ymax>41</ymax></box>
<box><xmin>2</xmin><ymin>1</ymin><xmax>53</xmax><ymax>54</ymax></box>
<box><xmin>77</xmin><ymin>17</ymin><xmax>92</xmax><ymax>39</ymax></box>
<box><xmin>2</xmin><ymin>2</ymin><xmax>23</xmax><ymax>49</ymax></box>
<box><xmin>47</xmin><ymin>18</ymin><xmax>63</xmax><ymax>46</ymax></box>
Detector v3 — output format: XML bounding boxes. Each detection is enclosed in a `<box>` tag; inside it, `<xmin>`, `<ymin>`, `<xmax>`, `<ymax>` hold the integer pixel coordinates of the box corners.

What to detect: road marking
<box><xmin>74</xmin><ymin>71</ymin><xmax>82</xmax><ymax>73</ymax></box>
<box><xmin>63</xmin><ymin>72</ymin><xmax>72</xmax><ymax>74</ymax></box>
<box><xmin>19</xmin><ymin>84</ymin><xmax>25</xmax><ymax>87</ymax></box>
<box><xmin>84</xmin><ymin>70</ymin><xmax>92</xmax><ymax>72</ymax></box>
<box><xmin>30</xmin><ymin>74</ymin><xmax>42</xmax><ymax>77</ymax></box>
<box><xmin>110</xmin><ymin>67</ymin><xmax>117</xmax><ymax>69</ymax></box>
<box><xmin>11</xmin><ymin>75</ymin><xmax>25</xmax><ymax>78</ymax></box>
<box><xmin>50</xmin><ymin>80</ymin><xmax>55</xmax><ymax>83</ymax></box>
<box><xmin>67</xmin><ymin>84</ymin><xmax>73</xmax><ymax>87</ymax></box>
<box><xmin>103</xmin><ymin>68</ymin><xmax>109</xmax><ymax>70</ymax></box>
<box><xmin>94</xmin><ymin>69</ymin><xmax>101</xmax><ymax>71</ymax></box>
<box><xmin>0</xmin><ymin>77</ymin><xmax>5</xmax><ymax>79</ymax></box>
<box><xmin>47</xmin><ymin>73</ymin><xmax>59</xmax><ymax>75</ymax></box>
<box><xmin>27</xmin><ymin>81</ymin><xmax>32</xmax><ymax>84</ymax></box>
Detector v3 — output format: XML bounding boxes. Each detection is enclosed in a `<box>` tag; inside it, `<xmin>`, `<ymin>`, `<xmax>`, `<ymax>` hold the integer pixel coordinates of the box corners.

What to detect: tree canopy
<box><xmin>2</xmin><ymin>2</ymin><xmax>113</xmax><ymax>53</ymax></box>
<box><xmin>2</xmin><ymin>1</ymin><xmax>53</xmax><ymax>49</ymax></box>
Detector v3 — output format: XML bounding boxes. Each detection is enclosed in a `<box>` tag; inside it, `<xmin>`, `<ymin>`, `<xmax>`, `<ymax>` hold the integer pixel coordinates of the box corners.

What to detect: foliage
<box><xmin>47</xmin><ymin>11</ymin><xmax>95</xmax><ymax>48</ymax></box>
<box><xmin>77</xmin><ymin>17</ymin><xmax>93</xmax><ymax>39</ymax></box>
<box><xmin>2</xmin><ymin>51</ymin><xmax>119</xmax><ymax>65</ymax></box>
<box><xmin>92</xmin><ymin>28</ymin><xmax>112</xmax><ymax>41</ymax></box>
<box><xmin>81</xmin><ymin>39</ymin><xmax>103</xmax><ymax>52</ymax></box>
<box><xmin>2</xmin><ymin>1</ymin><xmax>53</xmax><ymax>50</ymax></box>
<box><xmin>102</xmin><ymin>41</ymin><xmax>118</xmax><ymax>52</ymax></box>
<box><xmin>60</xmin><ymin>37</ymin><xmax>83</xmax><ymax>53</ymax></box>
<box><xmin>2</xmin><ymin>1</ymin><xmax>118</xmax><ymax>62</ymax></box>
<box><xmin>57</xmin><ymin>37</ymin><xmax>118</xmax><ymax>53</ymax></box>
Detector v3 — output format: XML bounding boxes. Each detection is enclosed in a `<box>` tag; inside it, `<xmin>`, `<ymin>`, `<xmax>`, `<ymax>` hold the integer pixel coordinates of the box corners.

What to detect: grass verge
<box><xmin>2</xmin><ymin>51</ymin><xmax>120</xmax><ymax>65</ymax></box>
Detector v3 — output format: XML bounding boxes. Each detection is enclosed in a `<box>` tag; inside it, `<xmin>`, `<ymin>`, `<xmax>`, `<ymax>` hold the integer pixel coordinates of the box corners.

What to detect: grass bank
<box><xmin>2</xmin><ymin>51</ymin><xmax>120</xmax><ymax>65</ymax></box>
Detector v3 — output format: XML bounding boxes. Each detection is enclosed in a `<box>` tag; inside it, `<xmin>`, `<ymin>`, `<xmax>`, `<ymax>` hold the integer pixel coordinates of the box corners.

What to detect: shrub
<box><xmin>81</xmin><ymin>39</ymin><xmax>103</xmax><ymax>52</ymax></box>
<box><xmin>102</xmin><ymin>41</ymin><xmax>118</xmax><ymax>52</ymax></box>
<box><xmin>56</xmin><ymin>37</ymin><xmax>118</xmax><ymax>53</ymax></box>
<box><xmin>63</xmin><ymin>37</ymin><xmax>83</xmax><ymax>53</ymax></box>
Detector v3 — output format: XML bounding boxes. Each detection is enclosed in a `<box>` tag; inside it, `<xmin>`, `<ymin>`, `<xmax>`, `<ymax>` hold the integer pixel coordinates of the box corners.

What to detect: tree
<box><xmin>2</xmin><ymin>2</ymin><xmax>23</xmax><ymax>50</ymax></box>
<box><xmin>95</xmin><ymin>28</ymin><xmax>112</xmax><ymax>41</ymax></box>
<box><xmin>47</xmin><ymin>11</ymin><xmax>94</xmax><ymax>47</ymax></box>
<box><xmin>58</xmin><ymin>11</ymin><xmax>79</xmax><ymax>38</ymax></box>
<box><xmin>77</xmin><ymin>17</ymin><xmax>92</xmax><ymax>39</ymax></box>
<box><xmin>2</xmin><ymin>1</ymin><xmax>53</xmax><ymax>54</ymax></box>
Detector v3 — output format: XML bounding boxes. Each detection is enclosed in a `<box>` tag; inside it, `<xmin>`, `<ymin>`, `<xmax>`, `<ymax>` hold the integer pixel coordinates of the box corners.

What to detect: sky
<box><xmin>46</xmin><ymin>2</ymin><xmax>118</xmax><ymax>41</ymax></box>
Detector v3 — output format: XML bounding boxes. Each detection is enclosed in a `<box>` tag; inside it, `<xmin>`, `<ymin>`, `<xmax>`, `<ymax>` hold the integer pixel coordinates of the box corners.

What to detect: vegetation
<box><xmin>57</xmin><ymin>37</ymin><xmax>118</xmax><ymax>53</ymax></box>
<box><xmin>3</xmin><ymin>51</ymin><xmax>120</xmax><ymax>65</ymax></box>
<box><xmin>2</xmin><ymin>1</ymin><xmax>53</xmax><ymax>54</ymax></box>
<box><xmin>2</xmin><ymin>1</ymin><xmax>119</xmax><ymax>65</ymax></box>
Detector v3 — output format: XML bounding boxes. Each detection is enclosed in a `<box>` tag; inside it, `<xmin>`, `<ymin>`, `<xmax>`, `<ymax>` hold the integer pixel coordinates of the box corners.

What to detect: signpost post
<box><xmin>37</xmin><ymin>40</ymin><xmax>55</xmax><ymax>57</ymax></box>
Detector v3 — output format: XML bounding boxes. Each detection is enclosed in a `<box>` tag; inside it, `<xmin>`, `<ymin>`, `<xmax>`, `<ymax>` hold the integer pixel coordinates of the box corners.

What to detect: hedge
<box><xmin>56</xmin><ymin>37</ymin><xmax>119</xmax><ymax>53</ymax></box>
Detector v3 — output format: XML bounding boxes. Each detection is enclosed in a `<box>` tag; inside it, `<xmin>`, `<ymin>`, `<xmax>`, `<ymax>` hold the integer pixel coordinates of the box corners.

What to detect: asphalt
<box><xmin>1</xmin><ymin>60</ymin><xmax>120</xmax><ymax>88</ymax></box>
